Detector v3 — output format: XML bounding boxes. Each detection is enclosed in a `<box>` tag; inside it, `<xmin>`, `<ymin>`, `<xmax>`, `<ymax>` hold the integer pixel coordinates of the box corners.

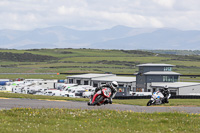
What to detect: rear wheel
<box><xmin>147</xmin><ymin>100</ymin><xmax>153</xmax><ymax>106</ymax></box>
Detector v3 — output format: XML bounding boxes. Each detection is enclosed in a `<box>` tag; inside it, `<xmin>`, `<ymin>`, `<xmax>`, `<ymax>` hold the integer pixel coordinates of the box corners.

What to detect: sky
<box><xmin>0</xmin><ymin>0</ymin><xmax>200</xmax><ymax>31</ymax></box>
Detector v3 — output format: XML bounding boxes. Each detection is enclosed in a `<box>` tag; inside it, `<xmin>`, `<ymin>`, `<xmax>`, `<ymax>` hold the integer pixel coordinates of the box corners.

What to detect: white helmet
<box><xmin>164</xmin><ymin>85</ymin><xmax>168</xmax><ymax>90</ymax></box>
<box><xmin>111</xmin><ymin>81</ymin><xmax>118</xmax><ymax>88</ymax></box>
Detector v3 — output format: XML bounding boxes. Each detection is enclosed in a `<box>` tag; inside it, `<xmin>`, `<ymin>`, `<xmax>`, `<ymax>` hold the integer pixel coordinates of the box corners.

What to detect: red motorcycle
<box><xmin>88</xmin><ymin>87</ymin><xmax>112</xmax><ymax>106</ymax></box>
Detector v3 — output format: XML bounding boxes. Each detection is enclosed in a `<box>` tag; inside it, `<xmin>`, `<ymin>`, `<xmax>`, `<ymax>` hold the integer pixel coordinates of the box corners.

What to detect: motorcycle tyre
<box><xmin>109</xmin><ymin>99</ymin><xmax>112</xmax><ymax>104</ymax></box>
<box><xmin>147</xmin><ymin>100</ymin><xmax>153</xmax><ymax>106</ymax></box>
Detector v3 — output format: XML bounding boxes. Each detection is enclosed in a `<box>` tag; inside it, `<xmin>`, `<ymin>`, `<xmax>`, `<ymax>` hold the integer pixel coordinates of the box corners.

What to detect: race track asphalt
<box><xmin>1</xmin><ymin>98</ymin><xmax>200</xmax><ymax>114</ymax></box>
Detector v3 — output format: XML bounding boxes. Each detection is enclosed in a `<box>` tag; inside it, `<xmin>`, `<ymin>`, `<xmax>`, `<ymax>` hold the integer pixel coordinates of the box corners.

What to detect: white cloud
<box><xmin>0</xmin><ymin>0</ymin><xmax>200</xmax><ymax>30</ymax></box>
<box><xmin>149</xmin><ymin>18</ymin><xmax>164</xmax><ymax>28</ymax></box>
<box><xmin>152</xmin><ymin>0</ymin><xmax>175</xmax><ymax>8</ymax></box>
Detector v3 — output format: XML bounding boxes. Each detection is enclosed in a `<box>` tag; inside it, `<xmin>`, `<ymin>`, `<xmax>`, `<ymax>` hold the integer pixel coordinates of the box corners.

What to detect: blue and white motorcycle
<box><xmin>147</xmin><ymin>91</ymin><xmax>171</xmax><ymax>106</ymax></box>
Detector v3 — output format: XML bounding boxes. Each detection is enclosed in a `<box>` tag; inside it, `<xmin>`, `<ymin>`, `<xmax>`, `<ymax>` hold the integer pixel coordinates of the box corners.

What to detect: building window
<box><xmin>118</xmin><ymin>88</ymin><xmax>124</xmax><ymax>92</ymax></box>
<box><xmin>76</xmin><ymin>80</ymin><xmax>81</xmax><ymax>85</ymax></box>
<box><xmin>136</xmin><ymin>88</ymin><xmax>143</xmax><ymax>92</ymax></box>
<box><xmin>84</xmin><ymin>81</ymin><xmax>89</xmax><ymax>85</ymax></box>
<box><xmin>69</xmin><ymin>79</ymin><xmax>73</xmax><ymax>84</ymax></box>
<box><xmin>163</xmin><ymin>76</ymin><xmax>177</xmax><ymax>82</ymax></box>
<box><xmin>93</xmin><ymin>83</ymin><xmax>98</xmax><ymax>87</ymax></box>
<box><xmin>101</xmin><ymin>82</ymin><xmax>106</xmax><ymax>85</ymax></box>
<box><xmin>164</xmin><ymin>67</ymin><xmax>172</xmax><ymax>71</ymax></box>
<box><xmin>118</xmin><ymin>84</ymin><xmax>124</xmax><ymax>87</ymax></box>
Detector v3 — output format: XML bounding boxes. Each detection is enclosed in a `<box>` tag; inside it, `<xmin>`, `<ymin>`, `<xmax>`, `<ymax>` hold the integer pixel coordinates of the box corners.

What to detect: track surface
<box><xmin>1</xmin><ymin>98</ymin><xmax>200</xmax><ymax>113</ymax></box>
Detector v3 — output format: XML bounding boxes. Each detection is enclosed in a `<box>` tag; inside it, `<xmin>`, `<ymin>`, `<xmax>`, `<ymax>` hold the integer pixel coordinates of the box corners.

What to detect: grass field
<box><xmin>1</xmin><ymin>92</ymin><xmax>200</xmax><ymax>132</ymax></box>
<box><xmin>0</xmin><ymin>74</ymin><xmax>67</xmax><ymax>80</ymax></box>
<box><xmin>0</xmin><ymin>49</ymin><xmax>200</xmax><ymax>80</ymax></box>
<box><xmin>0</xmin><ymin>108</ymin><xmax>199</xmax><ymax>133</ymax></box>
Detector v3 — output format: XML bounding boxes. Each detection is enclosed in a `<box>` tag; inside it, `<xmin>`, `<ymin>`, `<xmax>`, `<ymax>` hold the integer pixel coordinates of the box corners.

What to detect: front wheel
<box><xmin>147</xmin><ymin>100</ymin><xmax>153</xmax><ymax>106</ymax></box>
<box><xmin>93</xmin><ymin>95</ymin><xmax>104</xmax><ymax>105</ymax></box>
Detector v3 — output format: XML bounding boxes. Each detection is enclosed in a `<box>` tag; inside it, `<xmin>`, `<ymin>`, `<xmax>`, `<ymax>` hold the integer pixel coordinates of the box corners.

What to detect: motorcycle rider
<box><xmin>92</xmin><ymin>81</ymin><xmax>118</xmax><ymax>104</ymax></box>
<box><xmin>160</xmin><ymin>85</ymin><xmax>170</xmax><ymax>103</ymax></box>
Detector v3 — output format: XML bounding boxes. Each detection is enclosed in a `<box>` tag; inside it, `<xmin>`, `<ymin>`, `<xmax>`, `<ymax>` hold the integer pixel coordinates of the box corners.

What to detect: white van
<box><xmin>44</xmin><ymin>89</ymin><xmax>61</xmax><ymax>96</ymax></box>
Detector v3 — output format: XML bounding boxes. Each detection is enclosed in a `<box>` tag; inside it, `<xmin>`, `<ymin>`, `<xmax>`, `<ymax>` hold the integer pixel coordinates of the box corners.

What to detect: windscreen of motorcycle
<box><xmin>103</xmin><ymin>88</ymin><xmax>111</xmax><ymax>97</ymax></box>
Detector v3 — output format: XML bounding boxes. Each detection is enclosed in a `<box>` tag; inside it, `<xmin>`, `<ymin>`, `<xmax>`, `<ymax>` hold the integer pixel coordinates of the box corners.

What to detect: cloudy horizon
<box><xmin>0</xmin><ymin>0</ymin><xmax>200</xmax><ymax>31</ymax></box>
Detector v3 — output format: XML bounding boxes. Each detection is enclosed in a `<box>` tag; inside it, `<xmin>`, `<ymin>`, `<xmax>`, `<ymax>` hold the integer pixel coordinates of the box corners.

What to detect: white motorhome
<box><xmin>60</xmin><ymin>84</ymin><xmax>78</xmax><ymax>96</ymax></box>
<box><xmin>61</xmin><ymin>86</ymin><xmax>87</xmax><ymax>97</ymax></box>
<box><xmin>59</xmin><ymin>84</ymin><xmax>77</xmax><ymax>90</ymax></box>
<box><xmin>0</xmin><ymin>86</ymin><xmax>12</xmax><ymax>92</ymax></box>
<box><xmin>35</xmin><ymin>80</ymin><xmax>57</xmax><ymax>89</ymax></box>
<box><xmin>44</xmin><ymin>89</ymin><xmax>61</xmax><ymax>96</ymax></box>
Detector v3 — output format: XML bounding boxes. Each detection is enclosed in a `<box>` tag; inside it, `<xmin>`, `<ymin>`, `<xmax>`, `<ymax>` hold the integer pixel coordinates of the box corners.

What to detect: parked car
<box><xmin>82</xmin><ymin>88</ymin><xmax>95</xmax><ymax>98</ymax></box>
<box><xmin>68</xmin><ymin>89</ymin><xmax>86</xmax><ymax>98</ymax></box>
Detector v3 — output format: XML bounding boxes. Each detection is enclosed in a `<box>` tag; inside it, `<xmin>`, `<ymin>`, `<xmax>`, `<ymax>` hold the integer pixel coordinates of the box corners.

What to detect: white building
<box><xmin>67</xmin><ymin>73</ymin><xmax>115</xmax><ymax>85</ymax></box>
<box><xmin>151</xmin><ymin>82</ymin><xmax>200</xmax><ymax>95</ymax></box>
<box><xmin>92</xmin><ymin>76</ymin><xmax>136</xmax><ymax>89</ymax></box>
<box><xmin>67</xmin><ymin>73</ymin><xmax>136</xmax><ymax>96</ymax></box>
<box><xmin>92</xmin><ymin>75</ymin><xmax>136</xmax><ymax>96</ymax></box>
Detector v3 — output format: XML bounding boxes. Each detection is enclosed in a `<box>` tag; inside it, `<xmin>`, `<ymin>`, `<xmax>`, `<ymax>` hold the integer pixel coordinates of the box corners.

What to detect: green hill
<box><xmin>0</xmin><ymin>48</ymin><xmax>200</xmax><ymax>79</ymax></box>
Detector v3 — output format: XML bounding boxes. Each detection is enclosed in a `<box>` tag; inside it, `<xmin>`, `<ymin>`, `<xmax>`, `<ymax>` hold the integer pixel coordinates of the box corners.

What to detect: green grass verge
<box><xmin>0</xmin><ymin>92</ymin><xmax>89</xmax><ymax>102</ymax></box>
<box><xmin>114</xmin><ymin>99</ymin><xmax>200</xmax><ymax>106</ymax></box>
<box><xmin>0</xmin><ymin>108</ymin><xmax>200</xmax><ymax>133</ymax></box>
<box><xmin>0</xmin><ymin>74</ymin><xmax>67</xmax><ymax>80</ymax></box>
<box><xmin>1</xmin><ymin>92</ymin><xmax>200</xmax><ymax>107</ymax></box>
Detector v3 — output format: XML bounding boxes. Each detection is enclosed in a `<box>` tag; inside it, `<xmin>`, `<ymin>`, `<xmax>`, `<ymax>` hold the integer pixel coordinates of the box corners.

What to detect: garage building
<box><xmin>151</xmin><ymin>82</ymin><xmax>200</xmax><ymax>95</ymax></box>
<box><xmin>67</xmin><ymin>73</ymin><xmax>136</xmax><ymax>96</ymax></box>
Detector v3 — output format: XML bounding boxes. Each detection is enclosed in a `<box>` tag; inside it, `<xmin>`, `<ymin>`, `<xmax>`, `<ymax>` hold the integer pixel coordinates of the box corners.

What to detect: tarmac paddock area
<box><xmin>1</xmin><ymin>98</ymin><xmax>200</xmax><ymax>114</ymax></box>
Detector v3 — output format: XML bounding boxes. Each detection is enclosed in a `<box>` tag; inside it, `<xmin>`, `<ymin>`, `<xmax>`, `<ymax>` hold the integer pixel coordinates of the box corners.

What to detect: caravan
<box><xmin>44</xmin><ymin>89</ymin><xmax>61</xmax><ymax>96</ymax></box>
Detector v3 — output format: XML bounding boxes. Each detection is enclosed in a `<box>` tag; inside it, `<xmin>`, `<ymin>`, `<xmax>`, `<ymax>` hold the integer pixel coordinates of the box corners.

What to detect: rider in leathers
<box><xmin>93</xmin><ymin>81</ymin><xmax>118</xmax><ymax>104</ymax></box>
<box><xmin>160</xmin><ymin>85</ymin><xmax>170</xmax><ymax>103</ymax></box>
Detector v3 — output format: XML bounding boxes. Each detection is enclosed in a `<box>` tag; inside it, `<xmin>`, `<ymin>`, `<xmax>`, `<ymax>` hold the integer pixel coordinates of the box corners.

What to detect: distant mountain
<box><xmin>91</xmin><ymin>28</ymin><xmax>200</xmax><ymax>50</ymax></box>
<box><xmin>0</xmin><ymin>25</ymin><xmax>200</xmax><ymax>50</ymax></box>
<box><xmin>144</xmin><ymin>50</ymin><xmax>200</xmax><ymax>55</ymax></box>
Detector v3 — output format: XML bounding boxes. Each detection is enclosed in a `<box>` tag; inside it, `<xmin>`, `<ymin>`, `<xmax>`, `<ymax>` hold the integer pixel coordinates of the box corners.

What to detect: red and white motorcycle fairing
<box><xmin>88</xmin><ymin>87</ymin><xmax>112</xmax><ymax>106</ymax></box>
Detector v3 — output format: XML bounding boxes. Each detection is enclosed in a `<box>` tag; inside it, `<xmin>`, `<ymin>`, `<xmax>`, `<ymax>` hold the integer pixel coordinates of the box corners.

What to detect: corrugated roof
<box><xmin>151</xmin><ymin>82</ymin><xmax>200</xmax><ymax>88</ymax></box>
<box><xmin>137</xmin><ymin>63</ymin><xmax>175</xmax><ymax>67</ymax></box>
<box><xmin>143</xmin><ymin>71</ymin><xmax>181</xmax><ymax>75</ymax></box>
<box><xmin>92</xmin><ymin>76</ymin><xmax>136</xmax><ymax>83</ymax></box>
<box><xmin>67</xmin><ymin>73</ymin><xmax>115</xmax><ymax>78</ymax></box>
